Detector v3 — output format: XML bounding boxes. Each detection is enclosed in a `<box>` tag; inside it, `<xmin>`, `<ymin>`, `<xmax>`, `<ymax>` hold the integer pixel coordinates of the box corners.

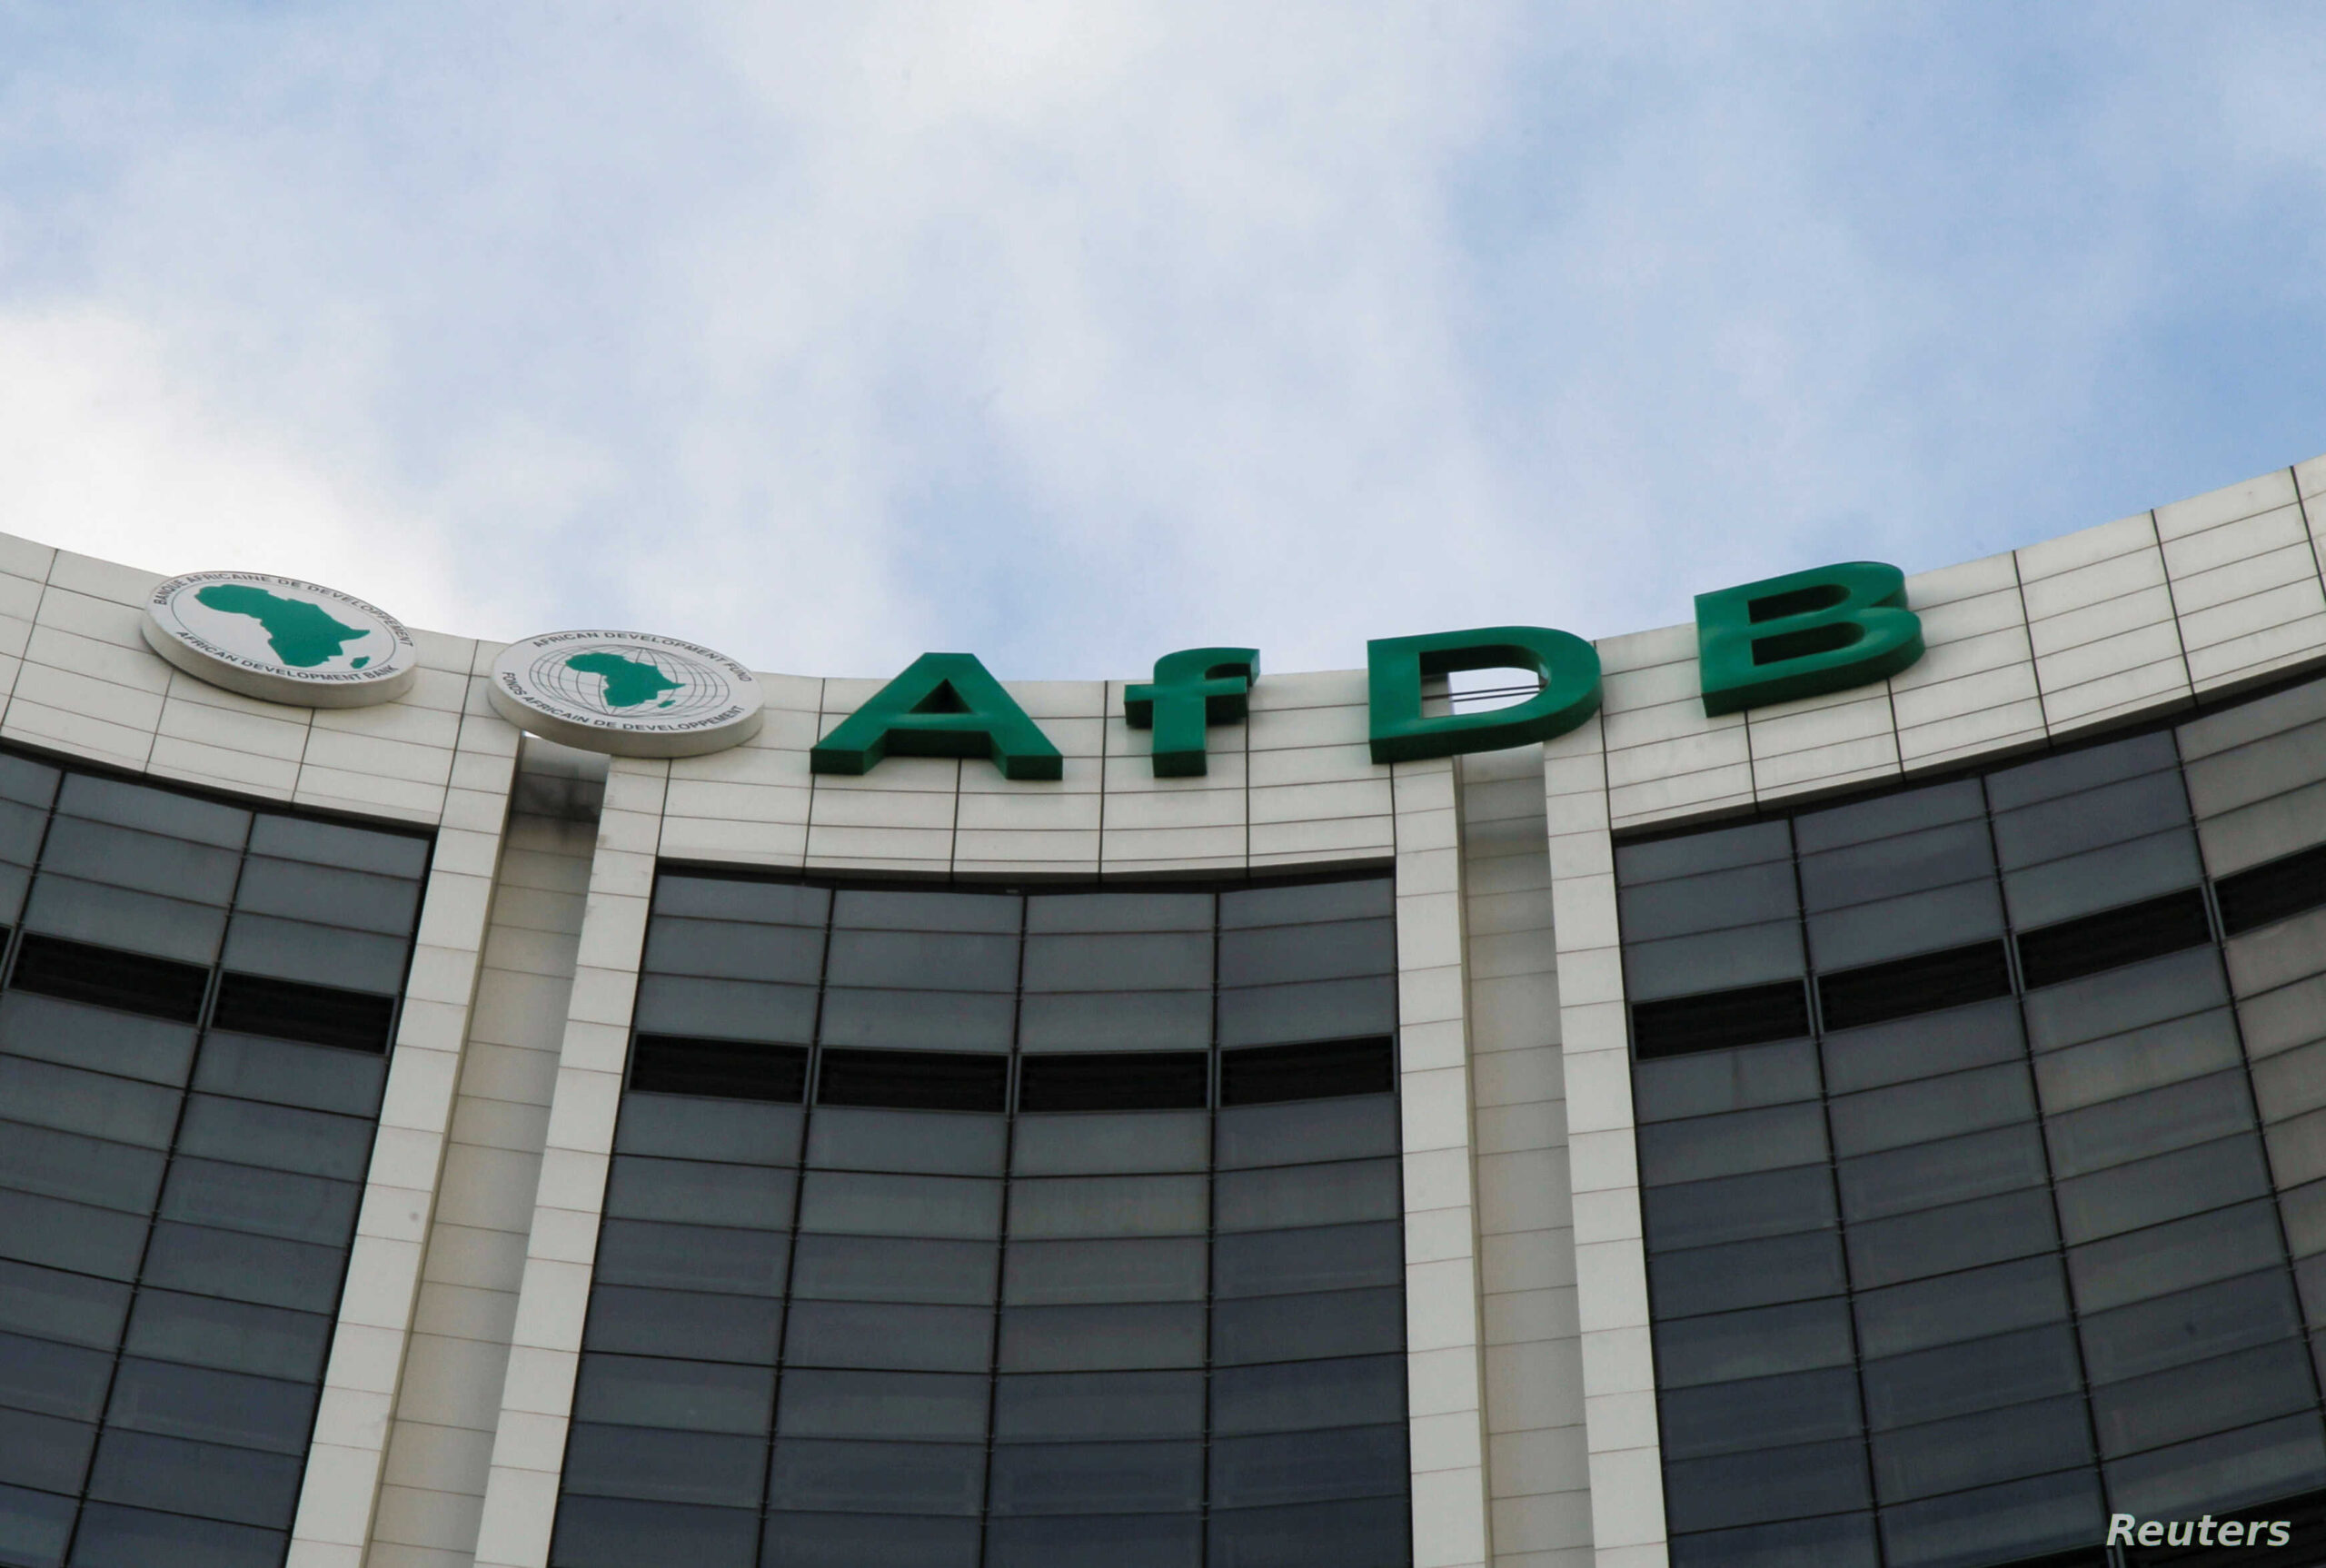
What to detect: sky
<box><xmin>1</xmin><ymin>4</ymin><xmax>2322</xmax><ymax>682</ymax></box>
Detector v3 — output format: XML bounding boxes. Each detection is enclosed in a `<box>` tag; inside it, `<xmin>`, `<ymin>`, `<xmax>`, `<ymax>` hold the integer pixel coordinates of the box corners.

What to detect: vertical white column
<box><xmin>1541</xmin><ymin>719</ymin><xmax>1666</xmax><ymax>1568</ymax></box>
<box><xmin>287</xmin><ymin>650</ymin><xmax>522</xmax><ymax>1568</ymax></box>
<box><xmin>471</xmin><ymin>755</ymin><xmax>669</xmax><ymax>1568</ymax></box>
<box><xmin>1394</xmin><ymin>756</ymin><xmax>1494</xmax><ymax>1568</ymax></box>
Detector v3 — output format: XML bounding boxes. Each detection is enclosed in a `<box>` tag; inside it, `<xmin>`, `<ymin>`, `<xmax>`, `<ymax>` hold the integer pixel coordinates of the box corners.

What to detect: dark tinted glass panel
<box><xmin>9</xmin><ymin>934</ymin><xmax>207</xmax><ymax>1022</ymax></box>
<box><xmin>209</xmin><ymin>971</ymin><xmax>397</xmax><ymax>1049</ymax></box>
<box><xmin>817</xmin><ymin>1049</ymin><xmax>1008</xmax><ymax>1112</ymax></box>
<box><xmin>1017</xmin><ymin>1051</ymin><xmax>1208</xmax><ymax>1111</ymax></box>
<box><xmin>569</xmin><ymin>871</ymin><xmax>1407</xmax><ymax>1559</ymax></box>
<box><xmin>2217</xmin><ymin>839</ymin><xmax>2326</xmax><ymax>935</ymax></box>
<box><xmin>630</xmin><ymin>1036</ymin><xmax>808</xmax><ymax>1101</ymax></box>
<box><xmin>1632</xmin><ymin>980</ymin><xmax>1809</xmax><ymax>1058</ymax></box>
<box><xmin>2018</xmin><ymin>888</ymin><xmax>2214</xmax><ymax>989</ymax></box>
<box><xmin>1660</xmin><ymin>1366</ymin><xmax>1863</xmax><ymax>1460</ymax></box>
<box><xmin>1218</xmin><ymin>1038</ymin><xmax>1394</xmax><ymax>1106</ymax></box>
<box><xmin>1633</xmin><ymin>1038</ymin><xmax>1819</xmax><ymax>1122</ymax></box>
<box><xmin>1817</xmin><ymin>939</ymin><xmax>2013</xmax><ymax>1030</ymax></box>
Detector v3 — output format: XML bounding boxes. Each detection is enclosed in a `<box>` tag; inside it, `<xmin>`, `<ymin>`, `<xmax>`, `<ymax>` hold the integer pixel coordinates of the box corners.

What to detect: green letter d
<box><xmin>1367</xmin><ymin>626</ymin><xmax>1602</xmax><ymax>765</ymax></box>
<box><xmin>1695</xmin><ymin>561</ymin><xmax>1923</xmax><ymax>717</ymax></box>
<box><xmin>811</xmin><ymin>652</ymin><xmax>1064</xmax><ymax>780</ymax></box>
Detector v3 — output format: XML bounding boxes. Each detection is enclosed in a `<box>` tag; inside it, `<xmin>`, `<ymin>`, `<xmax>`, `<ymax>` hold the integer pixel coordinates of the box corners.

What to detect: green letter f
<box><xmin>1126</xmin><ymin>647</ymin><xmax>1258</xmax><ymax>777</ymax></box>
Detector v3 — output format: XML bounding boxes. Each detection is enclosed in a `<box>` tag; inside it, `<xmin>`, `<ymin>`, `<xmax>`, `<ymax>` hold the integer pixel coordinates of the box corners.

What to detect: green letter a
<box><xmin>1367</xmin><ymin>626</ymin><xmax>1602</xmax><ymax>764</ymax></box>
<box><xmin>811</xmin><ymin>653</ymin><xmax>1064</xmax><ymax>780</ymax></box>
<box><xmin>1695</xmin><ymin>561</ymin><xmax>1923</xmax><ymax>717</ymax></box>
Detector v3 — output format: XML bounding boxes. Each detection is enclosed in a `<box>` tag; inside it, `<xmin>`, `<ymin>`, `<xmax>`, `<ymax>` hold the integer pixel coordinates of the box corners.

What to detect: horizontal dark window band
<box><xmin>1218</xmin><ymin>1038</ymin><xmax>1395</xmax><ymax>1106</ymax></box>
<box><xmin>1817</xmin><ymin>940</ymin><xmax>2013</xmax><ymax>1033</ymax></box>
<box><xmin>2016</xmin><ymin>888</ymin><xmax>2212</xmax><ymax>991</ymax></box>
<box><xmin>1632</xmin><ymin>980</ymin><xmax>1809</xmax><ymax>1059</ymax></box>
<box><xmin>1017</xmin><ymin>1053</ymin><xmax>1208</xmax><ymax>1112</ymax></box>
<box><xmin>630</xmin><ymin>1037</ymin><xmax>809</xmax><ymax>1103</ymax></box>
<box><xmin>2215</xmin><ymin>840</ymin><xmax>2326</xmax><ymax>937</ymax></box>
<box><xmin>8</xmin><ymin>932</ymin><xmax>208</xmax><ymax>1023</ymax></box>
<box><xmin>210</xmin><ymin>971</ymin><xmax>397</xmax><ymax>1054</ymax></box>
<box><xmin>817</xmin><ymin>1048</ymin><xmax>1009</xmax><ymax>1114</ymax></box>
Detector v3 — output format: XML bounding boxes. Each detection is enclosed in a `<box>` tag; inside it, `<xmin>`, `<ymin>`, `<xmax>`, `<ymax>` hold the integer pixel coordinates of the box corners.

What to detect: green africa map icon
<box><xmin>193</xmin><ymin>582</ymin><xmax>375</xmax><ymax>669</ymax></box>
<box><xmin>564</xmin><ymin>650</ymin><xmax>682</xmax><ymax>708</ymax></box>
<box><xmin>144</xmin><ymin>570</ymin><xmax>420</xmax><ymax>709</ymax></box>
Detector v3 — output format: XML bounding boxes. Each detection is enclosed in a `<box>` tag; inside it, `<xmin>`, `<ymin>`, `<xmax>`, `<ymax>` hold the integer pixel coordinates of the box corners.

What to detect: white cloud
<box><xmin>0</xmin><ymin>3</ymin><xmax>2321</xmax><ymax>682</ymax></box>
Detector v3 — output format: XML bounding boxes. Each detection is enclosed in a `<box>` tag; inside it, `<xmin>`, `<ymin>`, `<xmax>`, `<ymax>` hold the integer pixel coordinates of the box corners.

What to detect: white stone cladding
<box><xmin>0</xmin><ymin>453</ymin><xmax>2316</xmax><ymax>1564</ymax></box>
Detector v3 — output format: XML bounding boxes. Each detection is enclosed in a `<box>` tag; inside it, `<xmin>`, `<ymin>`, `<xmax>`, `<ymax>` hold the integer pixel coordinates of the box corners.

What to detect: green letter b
<box><xmin>1695</xmin><ymin>561</ymin><xmax>1923</xmax><ymax>717</ymax></box>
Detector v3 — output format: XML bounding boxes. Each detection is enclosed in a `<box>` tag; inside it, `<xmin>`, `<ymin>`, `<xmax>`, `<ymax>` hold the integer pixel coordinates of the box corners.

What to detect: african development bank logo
<box><xmin>488</xmin><ymin>630</ymin><xmax>765</xmax><ymax>758</ymax></box>
<box><xmin>142</xmin><ymin>571</ymin><xmax>420</xmax><ymax>708</ymax></box>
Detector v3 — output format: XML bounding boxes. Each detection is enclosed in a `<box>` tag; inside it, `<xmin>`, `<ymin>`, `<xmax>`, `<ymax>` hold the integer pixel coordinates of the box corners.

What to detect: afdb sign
<box><xmin>143</xmin><ymin>571</ymin><xmax>420</xmax><ymax>707</ymax></box>
<box><xmin>487</xmin><ymin>631</ymin><xmax>766</xmax><ymax>758</ymax></box>
<box><xmin>142</xmin><ymin>557</ymin><xmax>1925</xmax><ymax>770</ymax></box>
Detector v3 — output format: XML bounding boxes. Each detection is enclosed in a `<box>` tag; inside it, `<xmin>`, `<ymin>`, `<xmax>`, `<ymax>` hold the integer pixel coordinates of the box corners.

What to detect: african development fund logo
<box><xmin>143</xmin><ymin>571</ymin><xmax>420</xmax><ymax>707</ymax></box>
<box><xmin>488</xmin><ymin>630</ymin><xmax>765</xmax><ymax>758</ymax></box>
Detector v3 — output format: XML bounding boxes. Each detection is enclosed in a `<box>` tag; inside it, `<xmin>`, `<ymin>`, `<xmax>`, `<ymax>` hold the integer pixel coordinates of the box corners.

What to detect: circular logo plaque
<box><xmin>142</xmin><ymin>571</ymin><xmax>420</xmax><ymax>708</ymax></box>
<box><xmin>488</xmin><ymin>630</ymin><xmax>765</xmax><ymax>758</ymax></box>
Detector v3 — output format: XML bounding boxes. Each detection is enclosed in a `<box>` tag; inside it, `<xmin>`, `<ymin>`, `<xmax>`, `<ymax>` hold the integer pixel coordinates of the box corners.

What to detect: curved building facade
<box><xmin>1</xmin><ymin>457</ymin><xmax>2324</xmax><ymax>1568</ymax></box>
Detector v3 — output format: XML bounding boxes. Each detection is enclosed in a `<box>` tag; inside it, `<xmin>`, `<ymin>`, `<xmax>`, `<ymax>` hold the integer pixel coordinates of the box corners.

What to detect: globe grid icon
<box><xmin>527</xmin><ymin>645</ymin><xmax>733</xmax><ymax>720</ymax></box>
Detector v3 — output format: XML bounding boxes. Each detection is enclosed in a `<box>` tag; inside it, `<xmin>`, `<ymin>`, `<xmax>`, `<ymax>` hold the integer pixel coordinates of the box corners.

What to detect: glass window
<box><xmin>643</xmin><ymin>916</ymin><xmax>823</xmax><ymax>985</ymax></box>
<box><xmin>0</xmin><ymin>1404</ymin><xmax>94</xmax><ymax>1497</ymax></box>
<box><xmin>1212</xmin><ymin>1223</ymin><xmax>1401</xmax><ymax>1300</ymax></box>
<box><xmin>806</xmin><ymin>1108</ymin><xmax>1006</xmax><ymax>1176</ymax></box>
<box><xmin>1010</xmin><ymin>1112</ymin><xmax>1208</xmax><ymax>1176</ymax></box>
<box><xmin>1617</xmin><ymin>819</ymin><xmax>1792</xmax><ymax>885</ymax></box>
<box><xmin>1027</xmin><ymin>890</ymin><xmax>1213</xmax><ymax>933</ymax></box>
<box><xmin>139</xmin><ymin>1222</ymin><xmax>345</xmax><ymax>1313</ymax></box>
<box><xmin>1861</xmin><ymin>1325</ymin><xmax>2083</xmax><ymax>1429</ymax></box>
<box><xmin>825</xmin><ymin>930</ymin><xmax>1019</xmax><ymax>992</ymax></box>
<box><xmin>1209</xmin><ymin>1289</ymin><xmax>1401</xmax><ymax>1367</ymax></box>
<box><xmin>766</xmin><ymin>1437</ymin><xmax>986</xmax><ymax>1514</ymax></box>
<box><xmin>552</xmin><ymin>1495</ymin><xmax>760</xmax><ymax>1568</ymax></box>
<box><xmin>1623</xmin><ymin>922</ymin><xmax>1803</xmax><ymax>1003</ymax></box>
<box><xmin>831</xmin><ymin>888</ymin><xmax>1020</xmax><ymax>934</ymax></box>
<box><xmin>1875</xmin><ymin>1467</ymin><xmax>2104</xmax><ymax>1568</ymax></box>
<box><xmin>1827</xmin><ymin>1063</ymin><xmax>2034</xmax><ymax>1158</ymax></box>
<box><xmin>1017</xmin><ymin>991</ymin><xmax>1214</xmax><ymax>1052</ymax></box>
<box><xmin>1835</xmin><ymin>1125</ymin><xmax>2048</xmax><ymax>1224</ymax></box>
<box><xmin>2090</xmin><ymin>1340</ymin><xmax>2316</xmax><ymax>1458</ymax></box>
<box><xmin>2101</xmin><ymin>1410</ymin><xmax>2326</xmax><ymax>1519</ymax></box>
<box><xmin>57</xmin><ymin>773</ymin><xmax>248</xmax><ymax>848</ymax></box>
<box><xmin>759</xmin><ymin>1510</ymin><xmax>979</xmax><ymax>1568</ymax></box>
<box><xmin>1663</xmin><ymin>1437</ymin><xmax>1871</xmax><ymax>1532</ymax></box>
<box><xmin>0</xmin><ymin>1056</ymin><xmax>180</xmax><ymax>1150</ymax></box>
<box><xmin>175</xmin><ymin>1095</ymin><xmax>373</xmax><ymax>1181</ymax></box>
<box><xmin>0</xmin><ymin>1328</ymin><xmax>114</xmax><ymax>1421</ymax></box>
<box><xmin>63</xmin><ymin>1503</ymin><xmax>286</xmax><ymax>1568</ymax></box>
<box><xmin>797</xmin><ymin>1172</ymin><xmax>1002</xmax><ymax>1238</ymax></box>
<box><xmin>1003</xmin><ymin>1238</ymin><xmax>1207</xmax><ymax>1305</ymax></box>
<box><xmin>0</xmin><ymin>1188</ymin><xmax>148</xmax><ymax>1279</ymax></box>
<box><xmin>593</xmin><ymin>1222</ymin><xmax>790</xmax><ymax>1296</ymax></box>
<box><xmin>816</xmin><ymin>989</ymin><xmax>1016</xmax><ymax>1051</ymax></box>
<box><xmin>103</xmin><ymin>1358</ymin><xmax>313</xmax><ymax>1454</ymax></box>
<box><xmin>614</xmin><ymin>1095</ymin><xmax>802</xmax><ymax>1166</ymax></box>
<box><xmin>2021</xmin><ymin>946</ymin><xmax>2227</xmax><ymax>1051</ymax></box>
<box><xmin>999</xmin><ymin>1303</ymin><xmax>1207</xmax><ymax>1373</ymax></box>
<box><xmin>561</xmin><ymin>1423</ymin><xmax>765</xmax><ymax>1507</ymax></box>
<box><xmin>1618</xmin><ymin>860</ymin><xmax>1799</xmax><ymax>941</ymax></box>
<box><xmin>2044</xmin><ymin>1070</ymin><xmax>2255</xmax><ymax>1178</ymax></box>
<box><xmin>1219</xmin><ymin>879</ymin><xmax>1393</xmax><ymax>928</ymax></box>
<box><xmin>783</xmin><ymin>1302</ymin><xmax>993</xmax><ymax>1373</ymax></box>
<box><xmin>0</xmin><ymin>1260</ymin><xmax>130</xmax><ymax>1349</ymax></box>
<box><xmin>1807</xmin><ymin>879</ymin><xmax>2005</xmax><ymax>972</ymax></box>
<box><xmin>2031</xmin><ymin>1007</ymin><xmax>2242</xmax><ymax>1115</ymax></box>
<box><xmin>84</xmin><ymin>1428</ymin><xmax>303</xmax><ymax>1529</ymax></box>
<box><xmin>124</xmin><ymin>1292</ymin><xmax>332</xmax><ymax>1384</ymax></box>
<box><xmin>1022</xmin><ymin>932</ymin><xmax>1212</xmax><ymax>992</ymax></box>
<box><xmin>1870</xmin><ymin>1395</ymin><xmax>2092</xmax><ymax>1504</ymax></box>
<box><xmin>2053</xmin><ymin>1134</ymin><xmax>2271</xmax><ymax>1244</ymax></box>
<box><xmin>1214</xmin><ymin>1096</ymin><xmax>1397</xmax><ymax>1168</ymax></box>
<box><xmin>1796</xmin><ymin>779</ymin><xmax>1986</xmax><ymax>855</ymax></box>
<box><xmin>603</xmin><ymin>1156</ymin><xmax>797</xmax><ymax>1229</ymax></box>
<box><xmin>1845</xmin><ymin>1188</ymin><xmax>2059</xmax><ymax>1289</ymax></box>
<box><xmin>788</xmin><ymin>1236</ymin><xmax>997</xmax><ymax>1305</ymax></box>
<box><xmin>1649</xmin><ymin>1231</ymin><xmax>1847</xmax><ymax>1318</ymax></box>
<box><xmin>192</xmin><ymin>1032</ymin><xmax>385</xmax><ymax>1116</ymax></box>
<box><xmin>1215</xmin><ymin>1160</ymin><xmax>1397</xmax><ymax>1233</ymax></box>
<box><xmin>1820</xmin><ymin>998</ymin><xmax>2024</xmax><ymax>1095</ymax></box>
<box><xmin>654</xmin><ymin>876</ymin><xmax>830</xmax><ymax>927</ymax></box>
<box><xmin>1642</xmin><ymin>1166</ymin><xmax>1834</xmax><ymax>1254</ymax></box>
<box><xmin>582</xmin><ymin>1285</ymin><xmax>783</xmax><ymax>1365</ymax></box>
<box><xmin>2079</xmin><ymin>1270</ymin><xmax>2303</xmax><ymax>1386</ymax></box>
<box><xmin>1799</xmin><ymin>820</ymin><xmax>1996</xmax><ymax>911</ymax></box>
<box><xmin>1208</xmin><ymin>1424</ymin><xmax>1405</xmax><ymax>1509</ymax></box>
<box><xmin>246</xmin><ymin>813</ymin><xmax>426</xmax><ymax>878</ymax></box>
<box><xmin>158</xmin><ymin>1158</ymin><xmax>362</xmax><ymax>1245</ymax></box>
<box><xmin>37</xmin><ymin>817</ymin><xmax>242</xmax><ymax>906</ymax></box>
<box><xmin>1659</xmin><ymin>1366</ymin><xmax>1862</xmax><ymax>1461</ymax></box>
<box><xmin>1208</xmin><ymin>1355</ymin><xmax>1405</xmax><ymax>1437</ymax></box>
<box><xmin>1633</xmin><ymin>1039</ymin><xmax>1819</xmax><ymax>1123</ymax></box>
<box><xmin>0</xmin><ymin>991</ymin><xmax>196</xmax><ymax>1087</ymax></box>
<box><xmin>232</xmin><ymin>855</ymin><xmax>420</xmax><ymax>935</ymax></box>
<box><xmin>220</xmin><ymin>913</ymin><xmax>410</xmax><ymax>995</ymax></box>
<box><xmin>0</xmin><ymin>1121</ymin><xmax>167</xmax><ymax>1213</ymax></box>
<box><xmin>994</xmin><ymin>1370</ymin><xmax>1208</xmax><ymax>1442</ymax></box>
<box><xmin>1853</xmin><ymin>1256</ymin><xmax>2072</xmax><ymax>1361</ymax></box>
<box><xmin>2068</xmin><ymin>1199</ymin><xmax>2288</xmax><ymax>1315</ymax></box>
<box><xmin>991</xmin><ymin>1438</ymin><xmax>1204</xmax><ymax>1514</ymax></box>
<box><xmin>985</xmin><ymin>1512</ymin><xmax>1202</xmax><ymax>1568</ymax></box>
<box><xmin>571</xmin><ymin>1354</ymin><xmax>773</xmax><ymax>1434</ymax></box>
<box><xmin>632</xmin><ymin>975</ymin><xmax>819</xmax><ymax>1046</ymax></box>
<box><xmin>1216</xmin><ymin>977</ymin><xmax>1397</xmax><ymax>1047</ymax></box>
<box><xmin>776</xmin><ymin>1369</ymin><xmax>989</xmax><ymax>1440</ymax></box>
<box><xmin>1672</xmin><ymin>1513</ymin><xmax>1880</xmax><ymax>1568</ymax></box>
<box><xmin>1636</xmin><ymin>1104</ymin><xmax>1827</xmax><ymax>1186</ymax></box>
